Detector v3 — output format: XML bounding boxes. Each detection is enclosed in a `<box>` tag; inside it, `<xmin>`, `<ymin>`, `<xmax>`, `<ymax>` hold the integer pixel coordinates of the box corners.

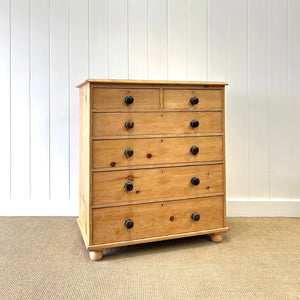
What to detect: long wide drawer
<box><xmin>163</xmin><ymin>89</ymin><xmax>222</xmax><ymax>110</ymax></box>
<box><xmin>92</xmin><ymin>164</ymin><xmax>223</xmax><ymax>205</ymax></box>
<box><xmin>92</xmin><ymin>112</ymin><xmax>222</xmax><ymax>137</ymax></box>
<box><xmin>92</xmin><ymin>87</ymin><xmax>160</xmax><ymax>110</ymax></box>
<box><xmin>92</xmin><ymin>136</ymin><xmax>223</xmax><ymax>169</ymax></box>
<box><xmin>92</xmin><ymin>196</ymin><xmax>224</xmax><ymax>245</ymax></box>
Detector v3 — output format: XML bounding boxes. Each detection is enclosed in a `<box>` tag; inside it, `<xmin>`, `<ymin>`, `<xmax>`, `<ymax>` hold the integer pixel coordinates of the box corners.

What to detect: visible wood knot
<box><xmin>110</xmin><ymin>162</ymin><xmax>116</xmax><ymax>167</ymax></box>
<box><xmin>147</xmin><ymin>153</ymin><xmax>152</xmax><ymax>158</ymax></box>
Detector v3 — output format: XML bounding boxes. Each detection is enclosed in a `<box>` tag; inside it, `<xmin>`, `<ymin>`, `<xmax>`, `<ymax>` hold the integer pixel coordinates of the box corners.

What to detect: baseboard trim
<box><xmin>227</xmin><ymin>200</ymin><xmax>300</xmax><ymax>217</ymax></box>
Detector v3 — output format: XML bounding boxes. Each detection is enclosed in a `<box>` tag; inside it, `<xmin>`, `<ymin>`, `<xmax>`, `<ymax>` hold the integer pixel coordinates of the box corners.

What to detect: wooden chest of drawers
<box><xmin>77</xmin><ymin>79</ymin><xmax>229</xmax><ymax>261</ymax></box>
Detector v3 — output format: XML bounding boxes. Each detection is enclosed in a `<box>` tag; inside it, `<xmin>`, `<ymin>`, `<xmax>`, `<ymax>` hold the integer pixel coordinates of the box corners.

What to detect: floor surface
<box><xmin>0</xmin><ymin>217</ymin><xmax>299</xmax><ymax>299</ymax></box>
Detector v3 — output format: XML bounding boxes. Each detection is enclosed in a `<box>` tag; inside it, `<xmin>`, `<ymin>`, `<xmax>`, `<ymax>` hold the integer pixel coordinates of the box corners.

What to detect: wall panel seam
<box><xmin>107</xmin><ymin>0</ymin><xmax>110</xmax><ymax>78</ymax></box>
<box><xmin>247</xmin><ymin>0</ymin><xmax>250</xmax><ymax>201</ymax></box>
<box><xmin>247</xmin><ymin>0</ymin><xmax>250</xmax><ymax>200</ymax></box>
<box><xmin>206</xmin><ymin>0</ymin><xmax>209</xmax><ymax>81</ymax></box>
<box><xmin>49</xmin><ymin>0</ymin><xmax>51</xmax><ymax>199</ymax></box>
<box><xmin>29</xmin><ymin>0</ymin><xmax>32</xmax><ymax>199</ymax></box>
<box><xmin>186</xmin><ymin>0</ymin><xmax>188</xmax><ymax>80</ymax></box>
<box><xmin>267</xmin><ymin>0</ymin><xmax>270</xmax><ymax>201</ymax></box>
<box><xmin>287</xmin><ymin>0</ymin><xmax>291</xmax><ymax>200</ymax></box>
<box><xmin>68</xmin><ymin>0</ymin><xmax>71</xmax><ymax>198</ymax></box>
<box><xmin>167</xmin><ymin>0</ymin><xmax>169</xmax><ymax>80</ymax></box>
<box><xmin>9</xmin><ymin>0</ymin><xmax>12</xmax><ymax>199</ymax></box>
<box><xmin>127</xmin><ymin>0</ymin><xmax>129</xmax><ymax>79</ymax></box>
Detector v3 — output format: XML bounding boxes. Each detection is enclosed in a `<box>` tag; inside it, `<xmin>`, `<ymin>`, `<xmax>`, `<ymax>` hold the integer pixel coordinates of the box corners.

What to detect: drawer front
<box><xmin>92</xmin><ymin>196</ymin><xmax>224</xmax><ymax>245</ymax></box>
<box><xmin>92</xmin><ymin>88</ymin><xmax>160</xmax><ymax>110</ymax></box>
<box><xmin>92</xmin><ymin>164</ymin><xmax>223</xmax><ymax>205</ymax></box>
<box><xmin>164</xmin><ymin>89</ymin><xmax>222</xmax><ymax>110</ymax></box>
<box><xmin>93</xmin><ymin>136</ymin><xmax>223</xmax><ymax>169</ymax></box>
<box><xmin>92</xmin><ymin>112</ymin><xmax>222</xmax><ymax>137</ymax></box>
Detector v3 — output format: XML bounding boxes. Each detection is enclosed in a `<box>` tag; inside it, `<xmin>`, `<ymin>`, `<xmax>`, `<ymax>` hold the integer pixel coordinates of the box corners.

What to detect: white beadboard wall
<box><xmin>0</xmin><ymin>0</ymin><xmax>299</xmax><ymax>216</ymax></box>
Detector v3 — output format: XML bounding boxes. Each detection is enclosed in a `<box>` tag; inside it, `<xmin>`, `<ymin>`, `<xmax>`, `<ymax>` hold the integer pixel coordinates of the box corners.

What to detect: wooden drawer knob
<box><xmin>125</xmin><ymin>120</ymin><xmax>134</xmax><ymax>129</ymax></box>
<box><xmin>190</xmin><ymin>120</ymin><xmax>199</xmax><ymax>128</ymax></box>
<box><xmin>191</xmin><ymin>212</ymin><xmax>200</xmax><ymax>221</ymax></box>
<box><xmin>190</xmin><ymin>146</ymin><xmax>199</xmax><ymax>155</ymax></box>
<box><xmin>124</xmin><ymin>219</ymin><xmax>134</xmax><ymax>229</ymax></box>
<box><xmin>124</xmin><ymin>182</ymin><xmax>134</xmax><ymax>191</ymax></box>
<box><xmin>191</xmin><ymin>177</ymin><xmax>200</xmax><ymax>185</ymax></box>
<box><xmin>190</xmin><ymin>96</ymin><xmax>199</xmax><ymax>105</ymax></box>
<box><xmin>124</xmin><ymin>148</ymin><xmax>134</xmax><ymax>157</ymax></box>
<box><xmin>125</xmin><ymin>95</ymin><xmax>134</xmax><ymax>104</ymax></box>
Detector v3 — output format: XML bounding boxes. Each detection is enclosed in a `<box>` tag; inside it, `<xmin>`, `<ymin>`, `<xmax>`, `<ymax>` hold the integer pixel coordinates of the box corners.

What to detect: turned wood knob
<box><xmin>124</xmin><ymin>148</ymin><xmax>134</xmax><ymax>157</ymax></box>
<box><xmin>190</xmin><ymin>146</ymin><xmax>199</xmax><ymax>155</ymax></box>
<box><xmin>190</xmin><ymin>96</ymin><xmax>199</xmax><ymax>105</ymax></box>
<box><xmin>125</xmin><ymin>95</ymin><xmax>134</xmax><ymax>104</ymax></box>
<box><xmin>125</xmin><ymin>120</ymin><xmax>134</xmax><ymax>129</ymax></box>
<box><xmin>124</xmin><ymin>182</ymin><xmax>134</xmax><ymax>191</ymax></box>
<box><xmin>124</xmin><ymin>219</ymin><xmax>134</xmax><ymax>229</ymax></box>
<box><xmin>191</xmin><ymin>212</ymin><xmax>200</xmax><ymax>221</ymax></box>
<box><xmin>190</xmin><ymin>120</ymin><xmax>199</xmax><ymax>128</ymax></box>
<box><xmin>191</xmin><ymin>177</ymin><xmax>200</xmax><ymax>186</ymax></box>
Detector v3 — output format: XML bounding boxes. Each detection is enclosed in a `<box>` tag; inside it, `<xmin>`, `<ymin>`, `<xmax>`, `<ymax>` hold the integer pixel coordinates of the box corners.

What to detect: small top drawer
<box><xmin>92</xmin><ymin>87</ymin><xmax>160</xmax><ymax>110</ymax></box>
<box><xmin>164</xmin><ymin>89</ymin><xmax>222</xmax><ymax>110</ymax></box>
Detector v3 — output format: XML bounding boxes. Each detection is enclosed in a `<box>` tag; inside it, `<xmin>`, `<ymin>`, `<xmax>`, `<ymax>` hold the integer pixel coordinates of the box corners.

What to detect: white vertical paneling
<box><xmin>1</xmin><ymin>0</ymin><xmax>300</xmax><ymax>216</ymax></box>
<box><xmin>30</xmin><ymin>0</ymin><xmax>50</xmax><ymax>201</ymax></box>
<box><xmin>148</xmin><ymin>0</ymin><xmax>168</xmax><ymax>80</ymax></box>
<box><xmin>168</xmin><ymin>0</ymin><xmax>187</xmax><ymax>80</ymax></box>
<box><xmin>208</xmin><ymin>0</ymin><xmax>228</xmax><ymax>200</ymax></box>
<box><xmin>108</xmin><ymin>0</ymin><xmax>128</xmax><ymax>79</ymax></box>
<box><xmin>248</xmin><ymin>0</ymin><xmax>269</xmax><ymax>200</ymax></box>
<box><xmin>69</xmin><ymin>0</ymin><xmax>89</xmax><ymax>212</ymax></box>
<box><xmin>207</xmin><ymin>0</ymin><xmax>227</xmax><ymax>81</ymax></box>
<box><xmin>50</xmin><ymin>0</ymin><xmax>69</xmax><ymax>202</ymax></box>
<box><xmin>128</xmin><ymin>0</ymin><xmax>148</xmax><ymax>79</ymax></box>
<box><xmin>89</xmin><ymin>0</ymin><xmax>108</xmax><ymax>78</ymax></box>
<box><xmin>187</xmin><ymin>0</ymin><xmax>207</xmax><ymax>80</ymax></box>
<box><xmin>0</xmin><ymin>0</ymin><xmax>11</xmax><ymax>200</ymax></box>
<box><xmin>227</xmin><ymin>0</ymin><xmax>249</xmax><ymax>200</ymax></box>
<box><xmin>269</xmin><ymin>0</ymin><xmax>289</xmax><ymax>200</ymax></box>
<box><xmin>10</xmin><ymin>0</ymin><xmax>30</xmax><ymax>201</ymax></box>
<box><xmin>289</xmin><ymin>0</ymin><xmax>300</xmax><ymax>200</ymax></box>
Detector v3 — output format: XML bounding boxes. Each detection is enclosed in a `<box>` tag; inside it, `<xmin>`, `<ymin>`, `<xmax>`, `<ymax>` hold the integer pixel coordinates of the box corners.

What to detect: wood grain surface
<box><xmin>92</xmin><ymin>196</ymin><xmax>224</xmax><ymax>245</ymax></box>
<box><xmin>92</xmin><ymin>87</ymin><xmax>160</xmax><ymax>110</ymax></box>
<box><xmin>92</xmin><ymin>164</ymin><xmax>223</xmax><ymax>205</ymax></box>
<box><xmin>92</xmin><ymin>136</ymin><xmax>223</xmax><ymax>169</ymax></box>
<box><xmin>92</xmin><ymin>111</ymin><xmax>222</xmax><ymax>137</ymax></box>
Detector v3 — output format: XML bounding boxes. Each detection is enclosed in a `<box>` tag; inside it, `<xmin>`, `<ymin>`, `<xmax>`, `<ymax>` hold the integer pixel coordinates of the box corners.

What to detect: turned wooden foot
<box><xmin>209</xmin><ymin>233</ymin><xmax>223</xmax><ymax>243</ymax></box>
<box><xmin>89</xmin><ymin>251</ymin><xmax>103</xmax><ymax>261</ymax></box>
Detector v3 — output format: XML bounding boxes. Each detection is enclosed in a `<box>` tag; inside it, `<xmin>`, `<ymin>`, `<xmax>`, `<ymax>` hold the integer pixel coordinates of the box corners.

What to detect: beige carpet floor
<box><xmin>0</xmin><ymin>217</ymin><xmax>299</xmax><ymax>300</ymax></box>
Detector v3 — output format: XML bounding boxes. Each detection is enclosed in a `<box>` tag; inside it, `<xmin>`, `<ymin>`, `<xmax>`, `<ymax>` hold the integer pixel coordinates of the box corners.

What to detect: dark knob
<box><xmin>124</xmin><ymin>219</ymin><xmax>134</xmax><ymax>229</ymax></box>
<box><xmin>191</xmin><ymin>212</ymin><xmax>200</xmax><ymax>221</ymax></box>
<box><xmin>190</xmin><ymin>146</ymin><xmax>199</xmax><ymax>155</ymax></box>
<box><xmin>124</xmin><ymin>148</ymin><xmax>134</xmax><ymax>158</ymax></box>
<box><xmin>124</xmin><ymin>182</ymin><xmax>134</xmax><ymax>191</ymax></box>
<box><xmin>190</xmin><ymin>120</ymin><xmax>199</xmax><ymax>128</ymax></box>
<box><xmin>125</xmin><ymin>95</ymin><xmax>134</xmax><ymax>104</ymax></box>
<box><xmin>125</xmin><ymin>120</ymin><xmax>134</xmax><ymax>129</ymax></box>
<box><xmin>191</xmin><ymin>177</ymin><xmax>200</xmax><ymax>185</ymax></box>
<box><xmin>190</xmin><ymin>96</ymin><xmax>199</xmax><ymax>105</ymax></box>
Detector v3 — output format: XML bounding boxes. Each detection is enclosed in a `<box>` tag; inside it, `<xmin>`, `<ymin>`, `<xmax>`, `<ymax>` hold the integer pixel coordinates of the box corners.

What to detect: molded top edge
<box><xmin>76</xmin><ymin>79</ymin><xmax>228</xmax><ymax>88</ymax></box>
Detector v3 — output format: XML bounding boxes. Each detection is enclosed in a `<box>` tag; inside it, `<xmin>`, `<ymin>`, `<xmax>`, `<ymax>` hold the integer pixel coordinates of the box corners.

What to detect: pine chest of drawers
<box><xmin>77</xmin><ymin>79</ymin><xmax>229</xmax><ymax>261</ymax></box>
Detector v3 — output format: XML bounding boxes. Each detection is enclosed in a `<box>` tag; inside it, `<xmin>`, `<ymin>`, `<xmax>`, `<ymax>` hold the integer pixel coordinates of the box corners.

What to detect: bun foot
<box><xmin>209</xmin><ymin>233</ymin><xmax>223</xmax><ymax>243</ymax></box>
<box><xmin>89</xmin><ymin>251</ymin><xmax>103</xmax><ymax>261</ymax></box>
